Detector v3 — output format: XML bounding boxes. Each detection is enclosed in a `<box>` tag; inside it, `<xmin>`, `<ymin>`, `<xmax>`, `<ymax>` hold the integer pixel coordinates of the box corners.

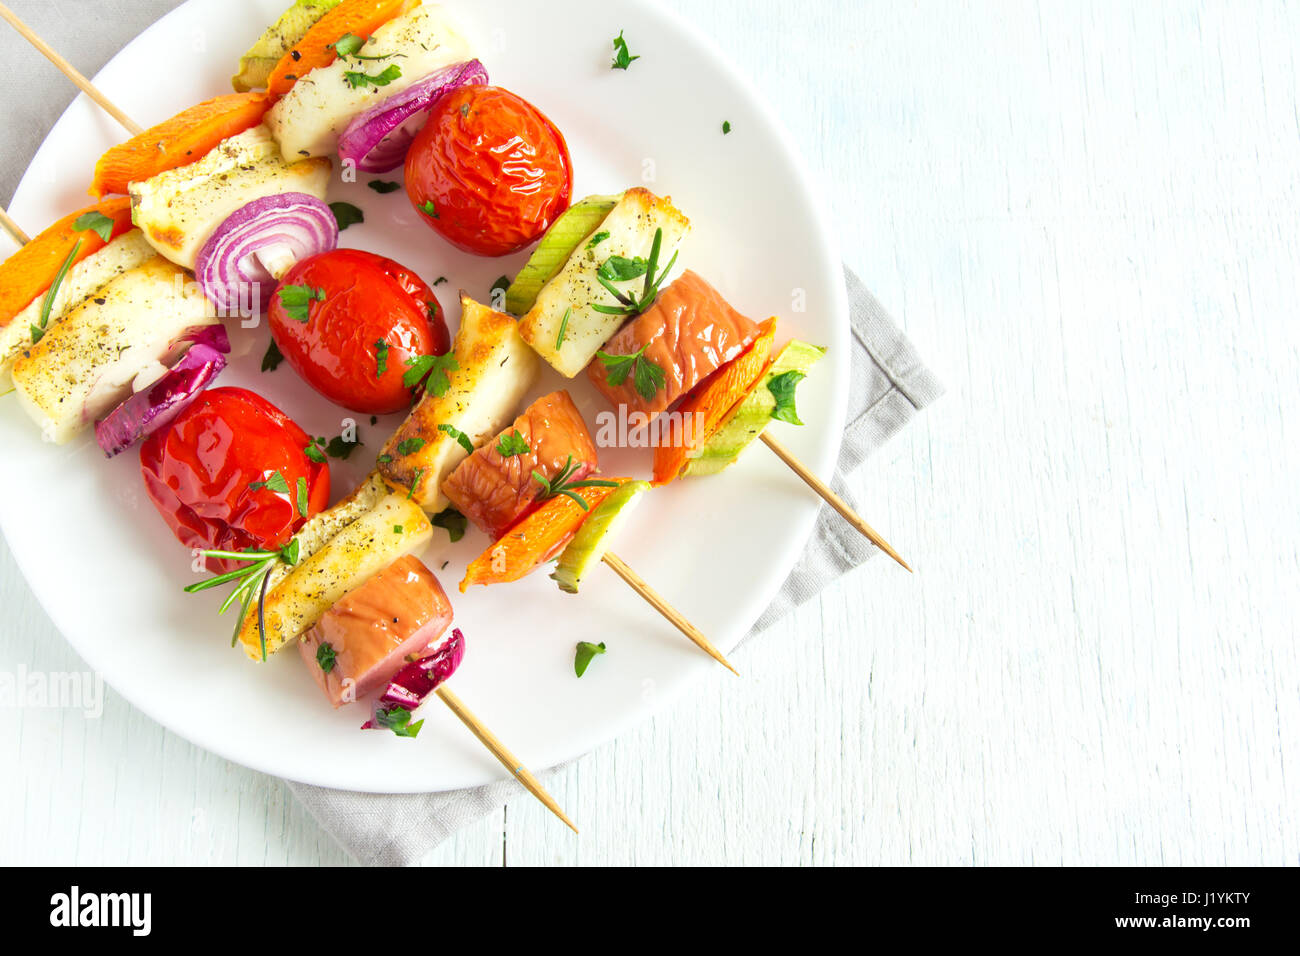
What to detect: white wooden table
<box><xmin>2</xmin><ymin>0</ymin><xmax>1297</xmax><ymax>866</ymax></box>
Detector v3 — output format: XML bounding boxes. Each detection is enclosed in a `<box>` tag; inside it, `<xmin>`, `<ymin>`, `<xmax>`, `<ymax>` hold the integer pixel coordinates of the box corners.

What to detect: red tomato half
<box><xmin>405</xmin><ymin>85</ymin><xmax>573</xmax><ymax>257</ymax></box>
<box><xmin>269</xmin><ymin>249</ymin><xmax>449</xmax><ymax>415</ymax></box>
<box><xmin>140</xmin><ymin>387</ymin><xmax>330</xmax><ymax>571</ymax></box>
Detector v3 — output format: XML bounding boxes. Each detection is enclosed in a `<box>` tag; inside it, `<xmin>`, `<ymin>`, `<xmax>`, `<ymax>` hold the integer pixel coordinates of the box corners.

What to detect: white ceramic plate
<box><xmin>0</xmin><ymin>0</ymin><xmax>848</xmax><ymax>791</ymax></box>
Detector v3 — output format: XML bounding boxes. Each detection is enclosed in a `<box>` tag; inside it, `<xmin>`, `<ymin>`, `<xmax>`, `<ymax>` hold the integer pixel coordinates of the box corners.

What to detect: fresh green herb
<box><xmin>425</xmin><ymin>299</ymin><xmax>439</xmax><ymax>320</ymax></box>
<box><xmin>595</xmin><ymin>343</ymin><xmax>666</xmax><ymax>401</ymax></box>
<box><xmin>438</xmin><ymin>423</ymin><xmax>474</xmax><ymax>455</ymax></box>
<box><xmin>406</xmin><ymin>466</ymin><xmax>424</xmax><ymax>499</ymax></box>
<box><xmin>586</xmin><ymin>230</ymin><xmax>610</xmax><ymax>250</ymax></box>
<box><xmin>248</xmin><ymin>470</ymin><xmax>290</xmax><ymax>494</ymax></box>
<box><xmin>279</xmin><ymin>283</ymin><xmax>325</xmax><ymax>322</ymax></box>
<box><xmin>496</xmin><ymin>429</ymin><xmax>530</xmax><ymax>457</ymax></box>
<box><xmin>722</xmin><ymin>120</ymin><xmax>732</xmax><ymax>134</ymax></box>
<box><xmin>373</xmin><ymin>339</ymin><xmax>389</xmax><ymax>377</ymax></box>
<box><xmin>31</xmin><ymin>238</ymin><xmax>82</xmax><ymax>344</ymax></box>
<box><xmin>397</xmin><ymin>436</ymin><xmax>426</xmax><ymax>455</ymax></box>
<box><xmin>393</xmin><ymin>524</ymin><xmax>403</xmax><ymax>534</ymax></box>
<box><xmin>373</xmin><ymin>705</ymin><xmax>423</xmax><ymax>738</ymax></box>
<box><xmin>330</xmin><ymin>32</ymin><xmax>365</xmax><ymax>57</ymax></box>
<box><xmin>402</xmin><ymin>352</ymin><xmax>457</xmax><ymax>393</ymax></box>
<box><xmin>459</xmin><ymin>102</ymin><xmax>469</xmax><ymax>118</ymax></box>
<box><xmin>316</xmin><ymin>642</ymin><xmax>337</xmax><ymax>673</ymax></box>
<box><xmin>261</xmin><ymin>339</ymin><xmax>284</xmax><ymax>372</ymax></box>
<box><xmin>432</xmin><ymin>507</ymin><xmax>467</xmax><ymax>542</ymax></box>
<box><xmin>432</xmin><ymin>276</ymin><xmax>447</xmax><ymax>286</ymax></box>
<box><xmin>574</xmin><ymin>641</ymin><xmax>607</xmax><ymax>677</ymax></box>
<box><xmin>344</xmin><ymin>63</ymin><xmax>402</xmax><ymax>89</ymax></box>
<box><xmin>377</xmin><ymin>454</ymin><xmax>393</xmax><ymax>464</ymax></box>
<box><xmin>72</xmin><ymin>210</ymin><xmax>115</xmax><ymax>242</ymax></box>
<box><xmin>419</xmin><ymin>199</ymin><xmax>439</xmax><ymax>219</ymax></box>
<box><xmin>588</xmin><ymin>227</ymin><xmax>677</xmax><ymax>318</ymax></box>
<box><xmin>304</xmin><ymin>441</ymin><xmax>327</xmax><ymax>464</ymax></box>
<box><xmin>555</xmin><ymin>306</ymin><xmax>571</xmax><ymax>350</ymax></box>
<box><xmin>532</xmin><ymin>455</ymin><xmax>619</xmax><ymax>510</ymax></box>
<box><xmin>329</xmin><ymin>201</ymin><xmax>364</xmax><ymax>230</ymax></box>
<box><xmin>767</xmin><ymin>370</ymin><xmax>807</xmax><ymax>425</ymax></box>
<box><xmin>325</xmin><ymin>433</ymin><xmax>361</xmax><ymax>459</ymax></box>
<box><xmin>184</xmin><ymin>540</ymin><xmax>301</xmax><ymax>659</ymax></box>
<box><xmin>596</xmin><ymin>255</ymin><xmax>648</xmax><ymax>282</ymax></box>
<box><xmin>296</xmin><ymin>476</ymin><xmax>308</xmax><ymax>518</ymax></box>
<box><xmin>611</xmin><ymin>30</ymin><xmax>639</xmax><ymax>70</ymax></box>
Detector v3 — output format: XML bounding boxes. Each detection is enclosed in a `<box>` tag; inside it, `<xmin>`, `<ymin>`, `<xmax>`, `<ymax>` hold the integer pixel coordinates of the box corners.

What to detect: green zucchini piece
<box><xmin>683</xmin><ymin>340</ymin><xmax>826</xmax><ymax>477</ymax></box>
<box><xmin>551</xmin><ymin>480</ymin><xmax>651</xmax><ymax>594</ymax></box>
<box><xmin>504</xmin><ymin>194</ymin><xmax>621</xmax><ymax>316</ymax></box>
<box><xmin>231</xmin><ymin>0</ymin><xmax>342</xmax><ymax>92</ymax></box>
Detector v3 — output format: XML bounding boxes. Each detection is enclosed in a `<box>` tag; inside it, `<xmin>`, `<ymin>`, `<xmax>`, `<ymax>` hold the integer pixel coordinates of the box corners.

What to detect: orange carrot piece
<box><xmin>652</xmin><ymin>318</ymin><xmax>778</xmax><ymax>485</ymax></box>
<box><xmin>266</xmin><ymin>0</ymin><xmax>413</xmax><ymax>96</ymax></box>
<box><xmin>88</xmin><ymin>92</ymin><xmax>272</xmax><ymax>198</ymax></box>
<box><xmin>0</xmin><ymin>197</ymin><xmax>134</xmax><ymax>328</ymax></box>
<box><xmin>459</xmin><ymin>481</ymin><xmax>626</xmax><ymax>592</ymax></box>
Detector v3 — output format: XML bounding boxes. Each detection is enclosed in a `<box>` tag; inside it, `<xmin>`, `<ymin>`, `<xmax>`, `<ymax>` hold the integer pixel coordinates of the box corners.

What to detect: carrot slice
<box><xmin>652</xmin><ymin>318</ymin><xmax>778</xmax><ymax>485</ymax></box>
<box><xmin>0</xmin><ymin>197</ymin><xmax>134</xmax><ymax>328</ymax></box>
<box><xmin>88</xmin><ymin>92</ymin><xmax>272</xmax><ymax>198</ymax></box>
<box><xmin>266</xmin><ymin>0</ymin><xmax>414</xmax><ymax>96</ymax></box>
<box><xmin>459</xmin><ymin>481</ymin><xmax>626</xmax><ymax>592</ymax></box>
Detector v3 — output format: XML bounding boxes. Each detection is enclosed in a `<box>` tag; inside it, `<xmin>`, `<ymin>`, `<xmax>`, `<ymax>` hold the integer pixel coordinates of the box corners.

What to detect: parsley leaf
<box><xmin>72</xmin><ymin>210</ymin><xmax>115</xmax><ymax>242</ymax></box>
<box><xmin>432</xmin><ymin>507</ymin><xmax>467</xmax><ymax>543</ymax></box>
<box><xmin>325</xmin><ymin>434</ymin><xmax>360</xmax><ymax>459</ymax></box>
<box><xmin>331</xmin><ymin>32</ymin><xmax>364</xmax><ymax>57</ymax></box>
<box><xmin>432</xmin><ymin>276</ymin><xmax>447</xmax><ymax>286</ymax></box>
<box><xmin>596</xmin><ymin>344</ymin><xmax>666</xmax><ymax>401</ymax></box>
<box><xmin>373</xmin><ymin>339</ymin><xmax>389</xmax><ymax>377</ymax></box>
<box><xmin>279</xmin><ymin>284</ymin><xmax>325</xmax><ymax>322</ymax></box>
<box><xmin>767</xmin><ymin>370</ymin><xmax>807</xmax><ymax>425</ymax></box>
<box><xmin>597</xmin><ymin>255</ymin><xmax>648</xmax><ymax>282</ymax></box>
<box><xmin>396</xmin><ymin>436</ymin><xmax>426</xmax><ymax>455</ymax></box>
<box><xmin>402</xmin><ymin>352</ymin><xmax>457</xmax><ymax>393</ymax></box>
<box><xmin>586</xmin><ymin>230</ymin><xmax>610</xmax><ymax>250</ymax></box>
<box><xmin>722</xmin><ymin>120</ymin><xmax>732</xmax><ymax>134</ymax></box>
<box><xmin>611</xmin><ymin>30</ymin><xmax>639</xmax><ymax>70</ymax></box>
<box><xmin>438</xmin><ymin>423</ymin><xmax>474</xmax><ymax>455</ymax></box>
<box><xmin>419</xmin><ymin>199</ymin><xmax>439</xmax><ymax>219</ymax></box>
<box><xmin>574</xmin><ymin>641</ymin><xmax>607</xmax><ymax>677</ymax></box>
<box><xmin>316</xmin><ymin>642</ymin><xmax>336</xmax><ymax>673</ymax></box>
<box><xmin>261</xmin><ymin>339</ymin><xmax>284</xmax><ymax>372</ymax></box>
<box><xmin>496</xmin><ymin>429</ymin><xmax>530</xmax><ymax>457</ymax></box>
<box><xmin>373</xmin><ymin>705</ymin><xmax>423</xmax><ymax>738</ymax></box>
<box><xmin>249</xmin><ymin>470</ymin><xmax>290</xmax><ymax>495</ymax></box>
<box><xmin>367</xmin><ymin>179</ymin><xmax>401</xmax><ymax>193</ymax></box>
<box><xmin>344</xmin><ymin>63</ymin><xmax>402</xmax><ymax>89</ymax></box>
<box><xmin>296</xmin><ymin>476</ymin><xmax>309</xmax><ymax>518</ymax></box>
<box><xmin>329</xmin><ymin>201</ymin><xmax>364</xmax><ymax>230</ymax></box>
<box><xmin>304</xmin><ymin>440</ymin><xmax>327</xmax><ymax>464</ymax></box>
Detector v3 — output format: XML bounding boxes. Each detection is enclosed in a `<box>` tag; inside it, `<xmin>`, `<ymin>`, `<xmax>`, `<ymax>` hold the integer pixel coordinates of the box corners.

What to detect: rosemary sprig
<box><xmin>587</xmin><ymin>227</ymin><xmax>677</xmax><ymax>318</ymax></box>
<box><xmin>185</xmin><ymin>540</ymin><xmax>300</xmax><ymax>661</ymax></box>
<box><xmin>531</xmin><ymin>455</ymin><xmax>619</xmax><ymax>510</ymax></box>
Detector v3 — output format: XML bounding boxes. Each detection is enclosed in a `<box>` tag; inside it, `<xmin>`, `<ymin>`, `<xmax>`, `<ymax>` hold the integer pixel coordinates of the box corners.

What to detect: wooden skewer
<box><xmin>0</xmin><ymin>206</ymin><xmax>31</xmax><ymax>247</ymax></box>
<box><xmin>603</xmin><ymin>551</ymin><xmax>739</xmax><ymax>675</ymax></box>
<box><xmin>0</xmin><ymin>2</ymin><xmax>144</xmax><ymax>136</ymax></box>
<box><xmin>435</xmin><ymin>685</ymin><xmax>578</xmax><ymax>833</ymax></box>
<box><xmin>760</xmin><ymin>431</ymin><xmax>913</xmax><ymax>572</ymax></box>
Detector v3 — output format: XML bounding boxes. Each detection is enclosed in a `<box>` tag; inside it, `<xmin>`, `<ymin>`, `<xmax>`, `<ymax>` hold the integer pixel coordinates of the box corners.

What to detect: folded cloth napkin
<box><xmin>289</xmin><ymin>266</ymin><xmax>944</xmax><ymax>864</ymax></box>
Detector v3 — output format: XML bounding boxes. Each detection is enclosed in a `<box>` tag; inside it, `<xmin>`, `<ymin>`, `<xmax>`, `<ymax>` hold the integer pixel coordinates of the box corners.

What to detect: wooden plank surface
<box><xmin>2</xmin><ymin>0</ymin><xmax>1298</xmax><ymax>865</ymax></box>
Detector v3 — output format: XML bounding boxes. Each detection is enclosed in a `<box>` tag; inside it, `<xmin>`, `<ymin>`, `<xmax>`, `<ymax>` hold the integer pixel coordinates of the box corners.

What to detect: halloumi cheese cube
<box><xmin>129</xmin><ymin>124</ymin><xmax>331</xmax><ymax>270</ymax></box>
<box><xmin>11</xmin><ymin>257</ymin><xmax>218</xmax><ymax>444</ymax></box>
<box><xmin>379</xmin><ymin>294</ymin><xmax>539</xmax><ymax>512</ymax></box>
<box><xmin>266</xmin><ymin>4</ymin><xmax>474</xmax><ymax>160</ymax></box>
<box><xmin>518</xmin><ymin>188</ymin><xmax>690</xmax><ymax>377</ymax></box>
<box><xmin>0</xmin><ymin>230</ymin><xmax>154</xmax><ymax>391</ymax></box>
<box><xmin>237</xmin><ymin>491</ymin><xmax>432</xmax><ymax>660</ymax></box>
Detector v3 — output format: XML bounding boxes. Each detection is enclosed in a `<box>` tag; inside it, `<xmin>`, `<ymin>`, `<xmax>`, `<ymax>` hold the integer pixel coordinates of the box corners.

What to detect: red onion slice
<box><xmin>338</xmin><ymin>60</ymin><xmax>488</xmax><ymax>174</ymax></box>
<box><xmin>195</xmin><ymin>193</ymin><xmax>337</xmax><ymax>317</ymax></box>
<box><xmin>362</xmin><ymin>627</ymin><xmax>465</xmax><ymax>730</ymax></box>
<box><xmin>94</xmin><ymin>325</ymin><xmax>231</xmax><ymax>458</ymax></box>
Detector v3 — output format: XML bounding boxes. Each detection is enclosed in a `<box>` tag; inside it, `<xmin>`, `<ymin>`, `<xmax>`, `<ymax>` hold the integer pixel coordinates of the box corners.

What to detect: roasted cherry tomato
<box><xmin>405</xmin><ymin>85</ymin><xmax>573</xmax><ymax>257</ymax></box>
<box><xmin>140</xmin><ymin>387</ymin><xmax>330</xmax><ymax>571</ymax></box>
<box><xmin>269</xmin><ymin>249</ymin><xmax>449</xmax><ymax>415</ymax></box>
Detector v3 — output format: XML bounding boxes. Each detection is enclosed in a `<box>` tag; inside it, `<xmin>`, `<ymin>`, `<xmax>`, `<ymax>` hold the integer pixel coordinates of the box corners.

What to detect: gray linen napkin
<box><xmin>288</xmin><ymin>267</ymin><xmax>943</xmax><ymax>864</ymax></box>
